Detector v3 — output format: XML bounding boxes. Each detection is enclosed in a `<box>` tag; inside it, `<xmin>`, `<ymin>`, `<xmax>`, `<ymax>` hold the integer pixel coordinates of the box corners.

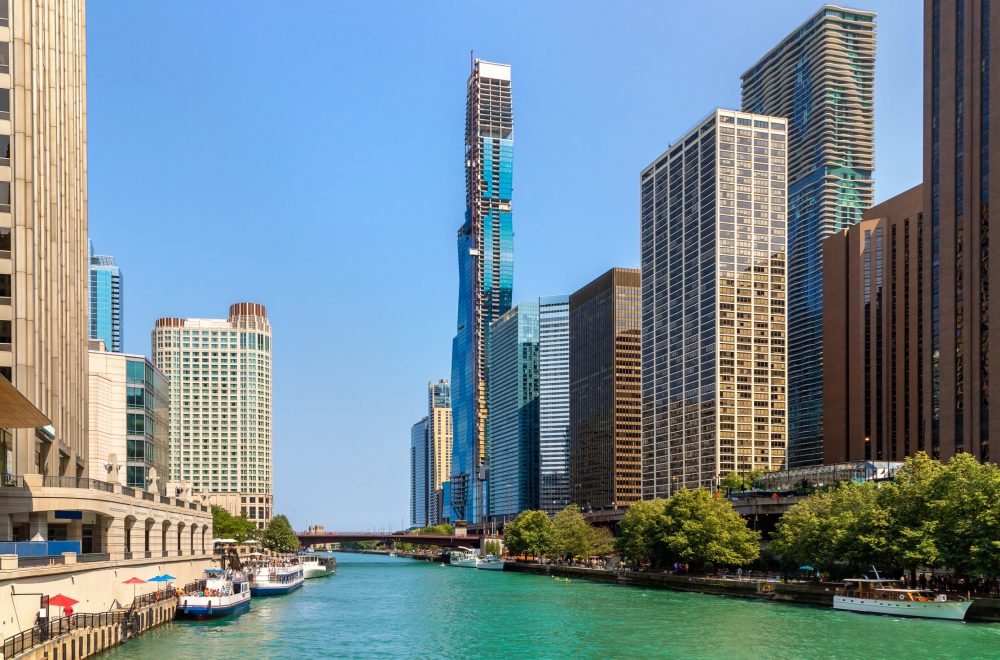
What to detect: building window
<box><xmin>0</xmin><ymin>43</ymin><xmax>8</xmax><ymax>75</ymax></box>
<box><xmin>0</xmin><ymin>1</ymin><xmax>8</xmax><ymax>27</ymax></box>
<box><xmin>0</xmin><ymin>181</ymin><xmax>9</xmax><ymax>212</ymax></box>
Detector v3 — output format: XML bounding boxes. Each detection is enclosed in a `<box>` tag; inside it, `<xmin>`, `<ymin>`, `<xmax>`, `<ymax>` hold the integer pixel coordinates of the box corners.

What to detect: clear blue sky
<box><xmin>86</xmin><ymin>1</ymin><xmax>922</xmax><ymax>530</ymax></box>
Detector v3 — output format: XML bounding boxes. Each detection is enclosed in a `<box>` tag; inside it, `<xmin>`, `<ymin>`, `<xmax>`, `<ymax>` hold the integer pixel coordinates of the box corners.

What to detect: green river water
<box><xmin>102</xmin><ymin>553</ymin><xmax>1000</xmax><ymax>659</ymax></box>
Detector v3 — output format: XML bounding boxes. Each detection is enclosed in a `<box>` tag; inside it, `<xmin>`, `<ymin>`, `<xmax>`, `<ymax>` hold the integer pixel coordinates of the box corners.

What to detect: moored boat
<box><xmin>176</xmin><ymin>569</ymin><xmax>251</xmax><ymax>620</ymax></box>
<box><xmin>301</xmin><ymin>555</ymin><xmax>337</xmax><ymax>579</ymax></box>
<box><xmin>834</xmin><ymin>579</ymin><xmax>973</xmax><ymax>620</ymax></box>
<box><xmin>448</xmin><ymin>547</ymin><xmax>479</xmax><ymax>568</ymax></box>
<box><xmin>249</xmin><ymin>563</ymin><xmax>305</xmax><ymax>596</ymax></box>
<box><xmin>476</xmin><ymin>555</ymin><xmax>505</xmax><ymax>571</ymax></box>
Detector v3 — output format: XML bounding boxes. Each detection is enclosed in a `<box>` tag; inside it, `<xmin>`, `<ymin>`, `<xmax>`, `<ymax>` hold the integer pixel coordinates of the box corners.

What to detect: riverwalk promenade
<box><xmin>504</xmin><ymin>562</ymin><xmax>1000</xmax><ymax>622</ymax></box>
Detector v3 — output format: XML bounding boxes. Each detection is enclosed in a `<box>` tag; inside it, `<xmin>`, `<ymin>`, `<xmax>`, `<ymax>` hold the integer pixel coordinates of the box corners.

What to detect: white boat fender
<box><xmin>899</xmin><ymin>594</ymin><xmax>905</xmax><ymax>601</ymax></box>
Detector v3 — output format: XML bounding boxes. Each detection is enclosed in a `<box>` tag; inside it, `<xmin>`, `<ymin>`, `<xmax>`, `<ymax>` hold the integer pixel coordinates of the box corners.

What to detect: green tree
<box><xmin>552</xmin><ymin>506</ymin><xmax>593</xmax><ymax>560</ymax></box>
<box><xmin>659</xmin><ymin>489</ymin><xmax>760</xmax><ymax>570</ymax></box>
<box><xmin>588</xmin><ymin>525</ymin><xmax>616</xmax><ymax>558</ymax></box>
<box><xmin>483</xmin><ymin>539</ymin><xmax>503</xmax><ymax>557</ymax></box>
<box><xmin>720</xmin><ymin>469</ymin><xmax>766</xmax><ymax>493</ymax></box>
<box><xmin>931</xmin><ymin>453</ymin><xmax>1000</xmax><ymax>578</ymax></box>
<box><xmin>770</xmin><ymin>481</ymin><xmax>888</xmax><ymax>572</ymax></box>
<box><xmin>211</xmin><ymin>505</ymin><xmax>258</xmax><ymax>544</ymax></box>
<box><xmin>617</xmin><ymin>499</ymin><xmax>668</xmax><ymax>566</ymax></box>
<box><xmin>504</xmin><ymin>510</ymin><xmax>555</xmax><ymax>559</ymax></box>
<box><xmin>880</xmin><ymin>452</ymin><xmax>944</xmax><ymax>579</ymax></box>
<box><xmin>261</xmin><ymin>514</ymin><xmax>300</xmax><ymax>553</ymax></box>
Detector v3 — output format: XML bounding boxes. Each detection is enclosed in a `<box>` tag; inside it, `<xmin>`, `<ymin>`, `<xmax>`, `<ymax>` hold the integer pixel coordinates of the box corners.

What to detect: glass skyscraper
<box><xmin>450</xmin><ymin>59</ymin><xmax>514</xmax><ymax>523</ymax></box>
<box><xmin>89</xmin><ymin>242</ymin><xmax>123</xmax><ymax>353</ymax></box>
<box><xmin>741</xmin><ymin>6</ymin><xmax>876</xmax><ymax>467</ymax></box>
<box><xmin>538</xmin><ymin>295</ymin><xmax>570</xmax><ymax>514</ymax></box>
<box><xmin>488</xmin><ymin>303</ymin><xmax>539</xmax><ymax>519</ymax></box>
<box><xmin>410</xmin><ymin>416</ymin><xmax>429</xmax><ymax>528</ymax></box>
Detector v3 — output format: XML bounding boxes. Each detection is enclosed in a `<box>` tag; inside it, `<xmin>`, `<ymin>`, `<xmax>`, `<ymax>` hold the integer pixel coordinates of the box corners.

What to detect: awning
<box><xmin>0</xmin><ymin>377</ymin><xmax>50</xmax><ymax>429</ymax></box>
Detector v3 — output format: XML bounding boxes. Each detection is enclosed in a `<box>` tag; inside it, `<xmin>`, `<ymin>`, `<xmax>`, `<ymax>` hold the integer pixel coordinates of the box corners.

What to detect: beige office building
<box><xmin>152</xmin><ymin>303</ymin><xmax>273</xmax><ymax>528</ymax></box>
<box><xmin>427</xmin><ymin>379</ymin><xmax>452</xmax><ymax>524</ymax></box>
<box><xmin>641</xmin><ymin>110</ymin><xmax>788</xmax><ymax>498</ymax></box>
<box><xmin>0</xmin><ymin>0</ymin><xmax>89</xmax><ymax>479</ymax></box>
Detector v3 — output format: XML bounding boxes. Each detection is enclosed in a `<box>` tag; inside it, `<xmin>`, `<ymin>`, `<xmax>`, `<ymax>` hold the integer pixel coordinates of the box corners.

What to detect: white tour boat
<box><xmin>834</xmin><ymin>579</ymin><xmax>973</xmax><ymax>620</ymax></box>
<box><xmin>176</xmin><ymin>568</ymin><xmax>251</xmax><ymax>620</ymax></box>
<box><xmin>449</xmin><ymin>547</ymin><xmax>479</xmax><ymax>568</ymax></box>
<box><xmin>476</xmin><ymin>555</ymin><xmax>505</xmax><ymax>571</ymax></box>
<box><xmin>249</xmin><ymin>563</ymin><xmax>305</xmax><ymax>596</ymax></box>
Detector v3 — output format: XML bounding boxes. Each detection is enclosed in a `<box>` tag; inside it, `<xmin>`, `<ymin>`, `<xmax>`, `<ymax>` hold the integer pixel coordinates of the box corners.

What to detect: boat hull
<box><xmin>250</xmin><ymin>580</ymin><xmax>303</xmax><ymax>596</ymax></box>
<box><xmin>477</xmin><ymin>560</ymin><xmax>505</xmax><ymax>571</ymax></box>
<box><xmin>449</xmin><ymin>557</ymin><xmax>478</xmax><ymax>568</ymax></box>
<box><xmin>176</xmin><ymin>595</ymin><xmax>250</xmax><ymax>620</ymax></box>
<box><xmin>833</xmin><ymin>595</ymin><xmax>972</xmax><ymax>620</ymax></box>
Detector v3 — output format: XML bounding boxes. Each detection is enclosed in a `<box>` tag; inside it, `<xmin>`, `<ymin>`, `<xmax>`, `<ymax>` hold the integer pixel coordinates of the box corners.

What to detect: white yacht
<box><xmin>301</xmin><ymin>555</ymin><xmax>336</xmax><ymax>579</ymax></box>
<box><xmin>476</xmin><ymin>555</ymin><xmax>505</xmax><ymax>571</ymax></box>
<box><xmin>448</xmin><ymin>547</ymin><xmax>479</xmax><ymax>568</ymax></box>
<box><xmin>834</xmin><ymin>579</ymin><xmax>973</xmax><ymax>620</ymax></box>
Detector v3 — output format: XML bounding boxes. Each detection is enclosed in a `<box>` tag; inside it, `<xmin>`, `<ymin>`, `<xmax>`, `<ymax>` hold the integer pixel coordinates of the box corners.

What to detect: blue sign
<box><xmin>53</xmin><ymin>510</ymin><xmax>82</xmax><ymax>520</ymax></box>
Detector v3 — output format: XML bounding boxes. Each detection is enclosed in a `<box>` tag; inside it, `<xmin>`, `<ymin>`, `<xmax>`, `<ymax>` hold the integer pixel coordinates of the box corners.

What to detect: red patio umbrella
<box><xmin>122</xmin><ymin>577</ymin><xmax>147</xmax><ymax>602</ymax></box>
<box><xmin>45</xmin><ymin>594</ymin><xmax>78</xmax><ymax>608</ymax></box>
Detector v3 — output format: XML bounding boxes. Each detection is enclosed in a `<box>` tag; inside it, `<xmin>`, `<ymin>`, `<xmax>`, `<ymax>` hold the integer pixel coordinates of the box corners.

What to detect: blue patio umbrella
<box><xmin>147</xmin><ymin>574</ymin><xmax>176</xmax><ymax>593</ymax></box>
<box><xmin>799</xmin><ymin>565</ymin><xmax>814</xmax><ymax>571</ymax></box>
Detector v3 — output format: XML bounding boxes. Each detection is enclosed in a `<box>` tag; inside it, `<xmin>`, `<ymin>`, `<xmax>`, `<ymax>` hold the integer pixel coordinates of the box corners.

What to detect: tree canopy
<box><xmin>261</xmin><ymin>514</ymin><xmax>300</xmax><ymax>554</ymax></box>
<box><xmin>504</xmin><ymin>510</ymin><xmax>555</xmax><ymax>558</ymax></box>
<box><xmin>770</xmin><ymin>452</ymin><xmax>1000</xmax><ymax>578</ymax></box>
<box><xmin>211</xmin><ymin>505</ymin><xmax>258</xmax><ymax>543</ymax></box>
<box><xmin>550</xmin><ymin>506</ymin><xmax>616</xmax><ymax>560</ymax></box>
<box><xmin>617</xmin><ymin>490</ymin><xmax>760</xmax><ymax>569</ymax></box>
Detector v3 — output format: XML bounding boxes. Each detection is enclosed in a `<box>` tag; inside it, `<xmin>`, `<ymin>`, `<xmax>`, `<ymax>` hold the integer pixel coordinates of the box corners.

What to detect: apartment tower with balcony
<box><xmin>741</xmin><ymin>6</ymin><xmax>876</xmax><ymax>467</ymax></box>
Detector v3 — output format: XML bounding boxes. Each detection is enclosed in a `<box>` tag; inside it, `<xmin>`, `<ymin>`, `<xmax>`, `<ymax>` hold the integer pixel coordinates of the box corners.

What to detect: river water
<box><xmin>103</xmin><ymin>553</ymin><xmax>1000</xmax><ymax>659</ymax></box>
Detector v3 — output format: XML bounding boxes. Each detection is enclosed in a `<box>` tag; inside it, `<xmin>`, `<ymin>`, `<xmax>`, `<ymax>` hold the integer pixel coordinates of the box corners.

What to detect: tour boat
<box><xmin>476</xmin><ymin>555</ymin><xmax>505</xmax><ymax>571</ymax></box>
<box><xmin>448</xmin><ymin>547</ymin><xmax>479</xmax><ymax>568</ymax></box>
<box><xmin>176</xmin><ymin>569</ymin><xmax>251</xmax><ymax>620</ymax></box>
<box><xmin>834</xmin><ymin>579</ymin><xmax>973</xmax><ymax>620</ymax></box>
<box><xmin>301</xmin><ymin>555</ymin><xmax>336</xmax><ymax>579</ymax></box>
<box><xmin>249</xmin><ymin>563</ymin><xmax>305</xmax><ymax>596</ymax></box>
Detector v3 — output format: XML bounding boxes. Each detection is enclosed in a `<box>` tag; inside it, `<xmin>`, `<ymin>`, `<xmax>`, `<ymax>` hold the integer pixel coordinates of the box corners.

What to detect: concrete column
<box><xmin>106</xmin><ymin>515</ymin><xmax>126</xmax><ymax>561</ymax></box>
<box><xmin>0</xmin><ymin>512</ymin><xmax>12</xmax><ymax>541</ymax></box>
<box><xmin>67</xmin><ymin>519</ymin><xmax>83</xmax><ymax>546</ymax></box>
<box><xmin>148</xmin><ymin>520</ymin><xmax>162</xmax><ymax>556</ymax></box>
<box><xmin>28</xmin><ymin>511</ymin><xmax>48</xmax><ymax>541</ymax></box>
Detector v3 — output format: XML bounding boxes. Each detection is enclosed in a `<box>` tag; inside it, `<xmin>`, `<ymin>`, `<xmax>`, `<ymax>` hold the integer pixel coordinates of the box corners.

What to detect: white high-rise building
<box><xmin>641</xmin><ymin>110</ymin><xmax>788</xmax><ymax>498</ymax></box>
<box><xmin>538</xmin><ymin>295</ymin><xmax>570</xmax><ymax>514</ymax></box>
<box><xmin>152</xmin><ymin>303</ymin><xmax>273</xmax><ymax>528</ymax></box>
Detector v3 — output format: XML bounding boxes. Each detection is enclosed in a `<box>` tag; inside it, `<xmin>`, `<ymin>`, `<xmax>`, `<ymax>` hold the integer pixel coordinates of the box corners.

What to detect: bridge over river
<box><xmin>297</xmin><ymin>531</ymin><xmax>483</xmax><ymax>549</ymax></box>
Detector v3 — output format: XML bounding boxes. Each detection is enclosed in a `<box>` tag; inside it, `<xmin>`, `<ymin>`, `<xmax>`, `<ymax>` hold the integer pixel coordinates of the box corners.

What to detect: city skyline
<box><xmin>86</xmin><ymin>1</ymin><xmax>923</xmax><ymax>529</ymax></box>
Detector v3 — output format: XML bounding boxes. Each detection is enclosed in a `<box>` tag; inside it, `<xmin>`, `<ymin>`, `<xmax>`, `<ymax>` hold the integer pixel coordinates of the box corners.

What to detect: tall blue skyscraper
<box><xmin>89</xmin><ymin>242</ymin><xmax>123</xmax><ymax>353</ymax></box>
<box><xmin>538</xmin><ymin>295</ymin><xmax>570</xmax><ymax>514</ymax></box>
<box><xmin>449</xmin><ymin>59</ymin><xmax>514</xmax><ymax>523</ymax></box>
<box><xmin>741</xmin><ymin>6</ymin><xmax>876</xmax><ymax>467</ymax></box>
<box><xmin>488</xmin><ymin>303</ymin><xmax>539</xmax><ymax>520</ymax></box>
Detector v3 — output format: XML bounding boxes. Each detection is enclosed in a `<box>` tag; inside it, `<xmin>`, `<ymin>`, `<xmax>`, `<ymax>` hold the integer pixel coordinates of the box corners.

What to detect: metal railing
<box><xmin>16</xmin><ymin>555</ymin><xmax>66</xmax><ymax>568</ymax></box>
<box><xmin>0</xmin><ymin>473</ymin><xmax>21</xmax><ymax>487</ymax></box>
<box><xmin>1</xmin><ymin>611</ymin><xmax>125</xmax><ymax>659</ymax></box>
<box><xmin>122</xmin><ymin>486</ymin><xmax>136</xmax><ymax>497</ymax></box>
<box><xmin>142</xmin><ymin>491</ymin><xmax>155</xmax><ymax>501</ymax></box>
<box><xmin>130</xmin><ymin>586</ymin><xmax>176</xmax><ymax>609</ymax></box>
<box><xmin>78</xmin><ymin>553</ymin><xmax>110</xmax><ymax>563</ymax></box>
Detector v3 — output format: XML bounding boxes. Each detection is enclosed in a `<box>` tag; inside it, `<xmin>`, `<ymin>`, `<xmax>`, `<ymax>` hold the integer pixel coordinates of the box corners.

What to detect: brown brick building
<box><xmin>823</xmin><ymin>186</ymin><xmax>925</xmax><ymax>463</ymax></box>
<box><xmin>824</xmin><ymin>0</ymin><xmax>1000</xmax><ymax>464</ymax></box>
<box><xmin>569</xmin><ymin>268</ymin><xmax>641</xmax><ymax>512</ymax></box>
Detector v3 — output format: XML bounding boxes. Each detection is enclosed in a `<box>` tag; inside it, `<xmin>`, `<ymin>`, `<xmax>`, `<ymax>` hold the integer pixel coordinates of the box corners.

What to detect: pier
<box><xmin>297</xmin><ymin>531</ymin><xmax>483</xmax><ymax>549</ymax></box>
